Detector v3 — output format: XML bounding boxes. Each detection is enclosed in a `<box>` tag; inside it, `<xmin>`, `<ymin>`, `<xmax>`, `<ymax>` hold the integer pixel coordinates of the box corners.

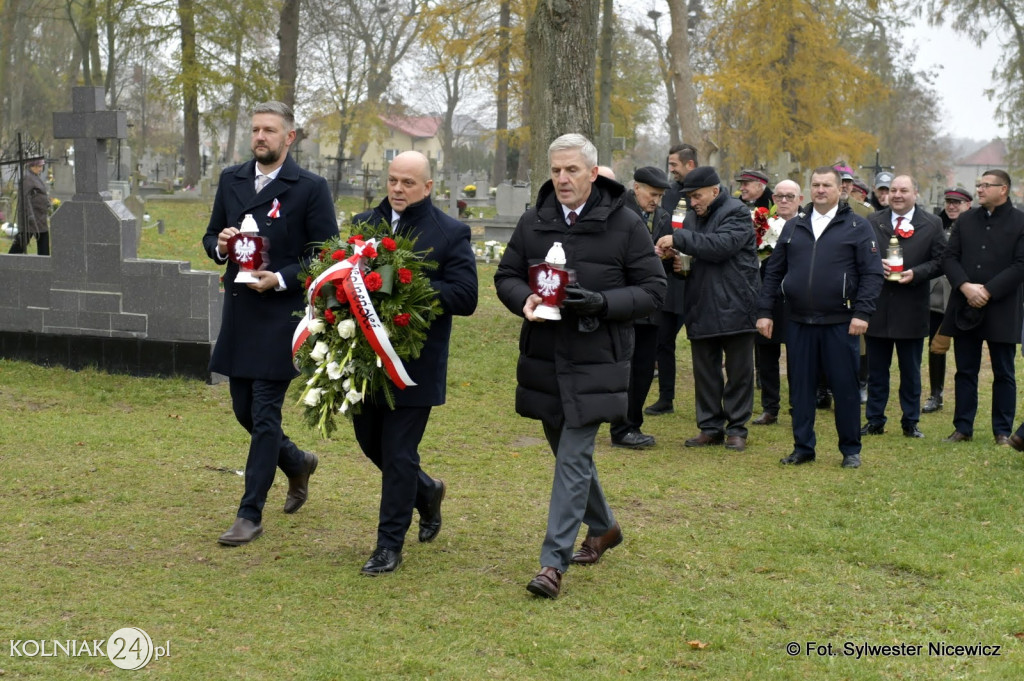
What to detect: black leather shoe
<box><xmin>283</xmin><ymin>451</ymin><xmax>318</xmax><ymax>514</ymax></box>
<box><xmin>360</xmin><ymin>547</ymin><xmax>402</xmax><ymax>575</ymax></box>
<box><xmin>780</xmin><ymin>451</ymin><xmax>815</xmax><ymax>465</ymax></box>
<box><xmin>841</xmin><ymin>454</ymin><xmax>862</xmax><ymax>468</ymax></box>
<box><xmin>685</xmin><ymin>431</ymin><xmax>724</xmax><ymax>447</ymax></box>
<box><xmin>922</xmin><ymin>394</ymin><xmax>943</xmax><ymax>413</ymax></box>
<box><xmin>418</xmin><ymin>479</ymin><xmax>446</xmax><ymax>543</ymax></box>
<box><xmin>860</xmin><ymin>422</ymin><xmax>885</xmax><ymax>435</ymax></box>
<box><xmin>815</xmin><ymin>389</ymin><xmax>832</xmax><ymax>410</ymax></box>
<box><xmin>902</xmin><ymin>426</ymin><xmax>924</xmax><ymax>438</ymax></box>
<box><xmin>995</xmin><ymin>434</ymin><xmax>1012</xmax><ymax>447</ymax></box>
<box><xmin>643</xmin><ymin>400</ymin><xmax>674</xmax><ymax>416</ymax></box>
<box><xmin>612</xmin><ymin>430</ymin><xmax>656</xmax><ymax>449</ymax></box>
<box><xmin>218</xmin><ymin>517</ymin><xmax>263</xmax><ymax>546</ymax></box>
<box><xmin>1009</xmin><ymin>434</ymin><xmax>1024</xmax><ymax>452</ymax></box>
<box><xmin>751</xmin><ymin>412</ymin><xmax>778</xmax><ymax>426</ymax></box>
<box><xmin>526</xmin><ymin>567</ymin><xmax>562</xmax><ymax>599</ymax></box>
<box><xmin>943</xmin><ymin>431</ymin><xmax>972</xmax><ymax>443</ymax></box>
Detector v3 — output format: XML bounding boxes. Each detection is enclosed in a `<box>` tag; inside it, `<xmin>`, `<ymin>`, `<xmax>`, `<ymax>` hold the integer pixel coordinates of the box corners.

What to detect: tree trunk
<box><xmin>596</xmin><ymin>0</ymin><xmax>614</xmax><ymax>163</ymax></box>
<box><xmin>225</xmin><ymin>29</ymin><xmax>244</xmax><ymax>164</ymax></box>
<box><xmin>491</xmin><ymin>0</ymin><xmax>510</xmax><ymax>186</ymax></box>
<box><xmin>178</xmin><ymin>0</ymin><xmax>200</xmax><ymax>187</ymax></box>
<box><xmin>666</xmin><ymin>0</ymin><xmax>703</xmax><ymax>155</ymax></box>
<box><xmin>278</xmin><ymin>0</ymin><xmax>300</xmax><ymax>109</ymax></box>
<box><xmin>527</xmin><ymin>0</ymin><xmax>599</xmax><ymax>199</ymax></box>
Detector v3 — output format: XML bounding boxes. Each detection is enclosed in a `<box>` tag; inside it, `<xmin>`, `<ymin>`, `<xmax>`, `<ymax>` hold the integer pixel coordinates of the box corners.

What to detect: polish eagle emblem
<box><xmin>536</xmin><ymin>268</ymin><xmax>561</xmax><ymax>297</ymax></box>
<box><xmin>233</xmin><ymin>236</ymin><xmax>257</xmax><ymax>263</ymax></box>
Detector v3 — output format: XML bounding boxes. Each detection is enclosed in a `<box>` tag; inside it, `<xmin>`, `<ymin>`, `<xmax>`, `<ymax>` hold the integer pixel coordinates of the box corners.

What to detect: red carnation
<box><xmin>381</xmin><ymin>237</ymin><xmax>398</xmax><ymax>251</ymax></box>
<box><xmin>347</xmin><ymin>234</ymin><xmax>363</xmax><ymax>244</ymax></box>
<box><xmin>324</xmin><ymin>308</ymin><xmax>336</xmax><ymax>324</ymax></box>
<box><xmin>398</xmin><ymin>268</ymin><xmax>413</xmax><ymax>284</ymax></box>
<box><xmin>332</xmin><ymin>249</ymin><xmax>346</xmax><ymax>261</ymax></box>
<box><xmin>393</xmin><ymin>313</ymin><xmax>411</xmax><ymax>327</ymax></box>
<box><xmin>362</xmin><ymin>244</ymin><xmax>378</xmax><ymax>259</ymax></box>
<box><xmin>304</xmin><ymin>276</ymin><xmax>313</xmax><ymax>290</ymax></box>
<box><xmin>365</xmin><ymin>271</ymin><xmax>383</xmax><ymax>291</ymax></box>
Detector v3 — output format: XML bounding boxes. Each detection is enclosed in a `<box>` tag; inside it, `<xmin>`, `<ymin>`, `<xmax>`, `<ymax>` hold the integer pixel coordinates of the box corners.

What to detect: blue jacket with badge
<box><xmin>758</xmin><ymin>201</ymin><xmax>883</xmax><ymax>325</ymax></box>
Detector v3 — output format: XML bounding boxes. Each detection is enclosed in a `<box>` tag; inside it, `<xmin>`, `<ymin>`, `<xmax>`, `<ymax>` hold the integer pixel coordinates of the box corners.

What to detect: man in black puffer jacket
<box><xmin>495</xmin><ymin>134</ymin><xmax>665</xmax><ymax>600</ymax></box>
<box><xmin>757</xmin><ymin>167</ymin><xmax>883</xmax><ymax>469</ymax></box>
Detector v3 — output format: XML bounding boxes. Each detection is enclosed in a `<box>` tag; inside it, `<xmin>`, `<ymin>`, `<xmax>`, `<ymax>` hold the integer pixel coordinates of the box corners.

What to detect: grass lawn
<box><xmin>0</xmin><ymin>199</ymin><xmax>1021</xmax><ymax>678</ymax></box>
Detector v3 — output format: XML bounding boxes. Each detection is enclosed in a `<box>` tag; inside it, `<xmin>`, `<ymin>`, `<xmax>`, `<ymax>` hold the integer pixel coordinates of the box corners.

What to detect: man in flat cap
<box><xmin>871</xmin><ymin>172</ymin><xmax>893</xmax><ymax>210</ymax></box>
<box><xmin>922</xmin><ymin>186</ymin><xmax>972</xmax><ymax>414</ymax></box>
<box><xmin>849</xmin><ymin>177</ymin><xmax>874</xmax><ymax>217</ymax></box>
<box><xmin>656</xmin><ymin>166</ymin><xmax>760</xmax><ymax>451</ymax></box>
<box><xmin>610</xmin><ymin>166</ymin><xmax>677</xmax><ymax>448</ymax></box>
<box><xmin>735</xmin><ymin>169</ymin><xmax>772</xmax><ymax>211</ymax></box>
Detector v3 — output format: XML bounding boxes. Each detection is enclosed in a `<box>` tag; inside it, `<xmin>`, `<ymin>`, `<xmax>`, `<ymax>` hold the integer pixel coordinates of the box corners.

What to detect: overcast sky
<box><xmin>617</xmin><ymin>1</ymin><xmax>1007</xmax><ymax>144</ymax></box>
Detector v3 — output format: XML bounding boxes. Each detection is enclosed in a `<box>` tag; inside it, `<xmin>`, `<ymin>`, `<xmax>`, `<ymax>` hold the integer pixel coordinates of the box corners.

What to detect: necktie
<box><xmin>895</xmin><ymin>215</ymin><xmax>913</xmax><ymax>238</ymax></box>
<box><xmin>392</xmin><ymin>217</ymin><xmax>400</xmax><ymax>233</ymax></box>
<box><xmin>567</xmin><ymin>211</ymin><xmax>577</xmax><ymax>226</ymax></box>
<box><xmin>256</xmin><ymin>174</ymin><xmax>271</xmax><ymax>193</ymax></box>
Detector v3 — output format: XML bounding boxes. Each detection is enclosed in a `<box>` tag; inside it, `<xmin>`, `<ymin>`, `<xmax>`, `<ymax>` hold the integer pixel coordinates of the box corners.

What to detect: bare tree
<box><xmin>666</xmin><ymin>0</ymin><xmax>703</xmax><ymax>155</ymax></box>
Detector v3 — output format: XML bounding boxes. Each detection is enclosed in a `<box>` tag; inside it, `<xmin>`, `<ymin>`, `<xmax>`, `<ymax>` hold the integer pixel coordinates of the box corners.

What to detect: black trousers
<box><xmin>352</xmin><ymin>403</ymin><xmax>437</xmax><ymax>551</ymax></box>
<box><xmin>926</xmin><ymin>310</ymin><xmax>946</xmax><ymax>395</ymax></box>
<box><xmin>611</xmin><ymin>323</ymin><xmax>659</xmax><ymax>439</ymax></box>
<box><xmin>755</xmin><ymin>341</ymin><xmax>784</xmax><ymax>415</ymax></box>
<box><xmin>690</xmin><ymin>333</ymin><xmax>755</xmax><ymax>438</ymax></box>
<box><xmin>229</xmin><ymin>378</ymin><xmax>306</xmax><ymax>523</ymax></box>
<box><xmin>787</xmin><ymin>322</ymin><xmax>861</xmax><ymax>457</ymax></box>
<box><xmin>8</xmin><ymin>230</ymin><xmax>49</xmax><ymax>255</ymax></box>
<box><xmin>653</xmin><ymin>311</ymin><xmax>686</xmax><ymax>403</ymax></box>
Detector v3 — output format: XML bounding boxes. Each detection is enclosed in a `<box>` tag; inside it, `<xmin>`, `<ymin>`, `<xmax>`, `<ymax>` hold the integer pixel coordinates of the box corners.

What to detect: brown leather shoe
<box><xmin>751</xmin><ymin>412</ymin><xmax>778</xmax><ymax>425</ymax></box>
<box><xmin>995</xmin><ymin>434</ymin><xmax>1012</xmax><ymax>447</ymax></box>
<box><xmin>571</xmin><ymin>523</ymin><xmax>623</xmax><ymax>565</ymax></box>
<box><xmin>218</xmin><ymin>517</ymin><xmax>263</xmax><ymax>546</ymax></box>
<box><xmin>684</xmin><ymin>431</ymin><xmax>724</xmax><ymax>447</ymax></box>
<box><xmin>283</xmin><ymin>451</ymin><xmax>318</xmax><ymax>514</ymax></box>
<box><xmin>943</xmin><ymin>431</ymin><xmax>972</xmax><ymax>443</ymax></box>
<box><xmin>526</xmin><ymin>567</ymin><xmax>562</xmax><ymax>599</ymax></box>
<box><xmin>724</xmin><ymin>435</ymin><xmax>746</xmax><ymax>451</ymax></box>
<box><xmin>1009</xmin><ymin>434</ymin><xmax>1024</xmax><ymax>452</ymax></box>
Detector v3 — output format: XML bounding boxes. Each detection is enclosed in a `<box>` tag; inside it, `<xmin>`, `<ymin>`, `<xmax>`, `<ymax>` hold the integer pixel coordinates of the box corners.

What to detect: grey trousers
<box><xmin>540</xmin><ymin>421</ymin><xmax>615</xmax><ymax>572</ymax></box>
<box><xmin>690</xmin><ymin>333</ymin><xmax>756</xmax><ymax>438</ymax></box>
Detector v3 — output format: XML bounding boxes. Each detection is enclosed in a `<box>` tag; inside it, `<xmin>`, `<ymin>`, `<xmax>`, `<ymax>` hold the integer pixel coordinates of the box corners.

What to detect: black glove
<box><xmin>562</xmin><ymin>284</ymin><xmax>607</xmax><ymax>317</ymax></box>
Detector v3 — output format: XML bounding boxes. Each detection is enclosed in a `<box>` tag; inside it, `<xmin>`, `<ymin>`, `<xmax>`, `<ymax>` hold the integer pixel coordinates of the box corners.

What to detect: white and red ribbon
<box><xmin>291</xmin><ymin>239</ymin><xmax>416</xmax><ymax>389</ymax></box>
<box><xmin>268</xmin><ymin>198</ymin><xmax>281</xmax><ymax>219</ymax></box>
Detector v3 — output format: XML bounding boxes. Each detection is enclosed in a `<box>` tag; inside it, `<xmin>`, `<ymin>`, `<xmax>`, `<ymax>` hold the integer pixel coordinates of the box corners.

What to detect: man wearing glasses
<box><xmin>941</xmin><ymin>170</ymin><xmax>1024</xmax><ymax>444</ymax></box>
<box><xmin>922</xmin><ymin>187</ymin><xmax>972</xmax><ymax>414</ymax></box>
<box><xmin>752</xmin><ymin>180</ymin><xmax>803</xmax><ymax>426</ymax></box>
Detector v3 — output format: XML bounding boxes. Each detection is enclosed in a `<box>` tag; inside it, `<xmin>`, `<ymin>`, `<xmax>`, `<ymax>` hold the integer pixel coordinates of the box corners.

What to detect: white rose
<box><xmin>310</xmin><ymin>340</ymin><xmax>329</xmax><ymax>363</ymax></box>
<box><xmin>338</xmin><ymin>319</ymin><xmax>356</xmax><ymax>339</ymax></box>
<box><xmin>326</xmin><ymin>361</ymin><xmax>343</xmax><ymax>380</ymax></box>
<box><xmin>307</xmin><ymin>316</ymin><xmax>325</xmax><ymax>334</ymax></box>
<box><xmin>303</xmin><ymin>388</ymin><xmax>323</xmax><ymax>406</ymax></box>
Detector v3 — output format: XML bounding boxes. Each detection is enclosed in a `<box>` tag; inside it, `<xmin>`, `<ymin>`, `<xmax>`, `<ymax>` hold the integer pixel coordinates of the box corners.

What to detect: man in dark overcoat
<box><xmin>495</xmin><ymin>134</ymin><xmax>665</xmax><ymax>599</ymax></box>
<box><xmin>203</xmin><ymin>101</ymin><xmax>338</xmax><ymax>546</ymax></box>
<box><xmin>862</xmin><ymin>175</ymin><xmax>945</xmax><ymax>438</ymax></box>
<box><xmin>655</xmin><ymin>166</ymin><xmax>760</xmax><ymax>452</ymax></box>
<box><xmin>941</xmin><ymin>169</ymin><xmax>1024</xmax><ymax>444</ymax></box>
<box><xmin>349</xmin><ymin>150</ymin><xmax>478</xmax><ymax>575</ymax></box>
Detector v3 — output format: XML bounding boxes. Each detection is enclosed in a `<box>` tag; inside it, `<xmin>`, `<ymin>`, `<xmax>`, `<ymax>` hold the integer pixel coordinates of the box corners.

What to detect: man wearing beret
<box><xmin>611</xmin><ymin>166</ymin><xmax>676</xmax><ymax>448</ymax></box>
<box><xmin>736</xmin><ymin>168</ymin><xmax>773</xmax><ymax>211</ymax></box>
<box><xmin>849</xmin><ymin>178</ymin><xmax>875</xmax><ymax>217</ymax></box>
<box><xmin>941</xmin><ymin>169</ymin><xmax>1024</xmax><ymax>444</ymax></box>
<box><xmin>656</xmin><ymin>166</ymin><xmax>760</xmax><ymax>451</ymax></box>
<box><xmin>922</xmin><ymin>186</ymin><xmax>972</xmax><ymax>414</ymax></box>
<box><xmin>756</xmin><ymin>167</ymin><xmax>882</xmax><ymax>469</ymax></box>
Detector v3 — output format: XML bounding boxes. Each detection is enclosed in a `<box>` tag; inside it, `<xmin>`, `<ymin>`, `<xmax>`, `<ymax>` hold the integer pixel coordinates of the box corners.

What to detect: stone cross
<box><xmin>596</xmin><ymin>122</ymin><xmax>626</xmax><ymax>167</ymax></box>
<box><xmin>52</xmin><ymin>87</ymin><xmax>127</xmax><ymax>201</ymax></box>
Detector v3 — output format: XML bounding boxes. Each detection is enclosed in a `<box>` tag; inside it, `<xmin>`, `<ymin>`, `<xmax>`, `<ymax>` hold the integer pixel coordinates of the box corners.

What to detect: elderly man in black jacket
<box><xmin>941</xmin><ymin>169</ymin><xmax>1024</xmax><ymax>445</ymax></box>
<box><xmin>757</xmin><ymin>167</ymin><xmax>883</xmax><ymax>469</ymax></box>
<box><xmin>862</xmin><ymin>175</ymin><xmax>945</xmax><ymax>439</ymax></box>
<box><xmin>655</xmin><ymin>166</ymin><xmax>760</xmax><ymax>452</ymax></box>
<box><xmin>495</xmin><ymin>134</ymin><xmax>665</xmax><ymax>600</ymax></box>
<box><xmin>609</xmin><ymin>166</ymin><xmax>675</xmax><ymax>449</ymax></box>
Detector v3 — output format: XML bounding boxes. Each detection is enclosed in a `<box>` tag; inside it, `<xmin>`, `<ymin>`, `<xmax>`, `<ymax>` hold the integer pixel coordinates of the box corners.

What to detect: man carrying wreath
<box><xmin>349</xmin><ymin>150</ymin><xmax>478</xmax><ymax>575</ymax></box>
